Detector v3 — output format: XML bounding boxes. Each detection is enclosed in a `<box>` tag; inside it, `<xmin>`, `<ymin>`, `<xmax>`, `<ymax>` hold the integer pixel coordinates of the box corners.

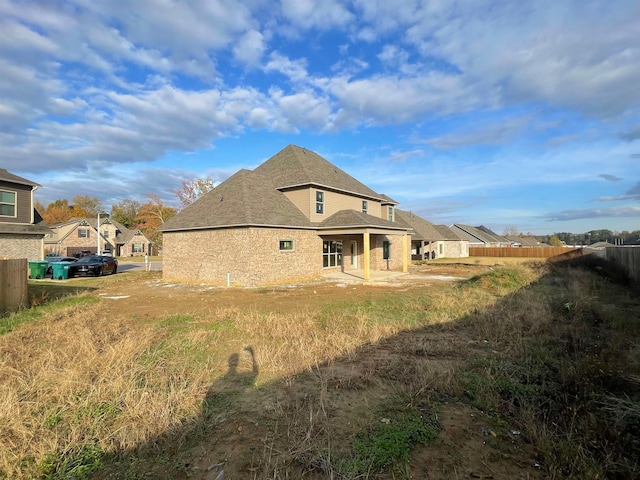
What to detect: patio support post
<box><xmin>363</xmin><ymin>231</ymin><xmax>370</xmax><ymax>280</ymax></box>
<box><xmin>402</xmin><ymin>233</ymin><xmax>408</xmax><ymax>273</ymax></box>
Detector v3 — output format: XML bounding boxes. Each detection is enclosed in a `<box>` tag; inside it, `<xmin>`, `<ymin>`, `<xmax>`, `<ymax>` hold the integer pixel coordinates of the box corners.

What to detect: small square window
<box><xmin>387</xmin><ymin>206</ymin><xmax>394</xmax><ymax>222</ymax></box>
<box><xmin>78</xmin><ymin>228</ymin><xmax>89</xmax><ymax>238</ymax></box>
<box><xmin>279</xmin><ymin>240</ymin><xmax>294</xmax><ymax>251</ymax></box>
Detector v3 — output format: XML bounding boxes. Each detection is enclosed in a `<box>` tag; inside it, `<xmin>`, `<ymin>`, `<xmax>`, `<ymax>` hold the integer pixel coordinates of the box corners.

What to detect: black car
<box><xmin>45</xmin><ymin>256</ymin><xmax>78</xmax><ymax>276</ymax></box>
<box><xmin>69</xmin><ymin>255</ymin><xmax>118</xmax><ymax>277</ymax></box>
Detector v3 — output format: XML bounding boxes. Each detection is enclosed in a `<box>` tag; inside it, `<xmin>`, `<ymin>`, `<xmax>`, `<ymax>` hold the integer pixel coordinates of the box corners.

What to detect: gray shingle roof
<box><xmin>319</xmin><ymin>210</ymin><xmax>406</xmax><ymax>230</ymax></box>
<box><xmin>0</xmin><ymin>168</ymin><xmax>39</xmax><ymax>188</ymax></box>
<box><xmin>395</xmin><ymin>210</ymin><xmax>445</xmax><ymax>240</ymax></box>
<box><xmin>451</xmin><ymin>224</ymin><xmax>509</xmax><ymax>244</ymax></box>
<box><xmin>254</xmin><ymin>145</ymin><xmax>391</xmax><ymax>202</ymax></box>
<box><xmin>161</xmin><ymin>145</ymin><xmax>409</xmax><ymax>233</ymax></box>
<box><xmin>161</xmin><ymin>168</ymin><xmax>313</xmax><ymax>231</ymax></box>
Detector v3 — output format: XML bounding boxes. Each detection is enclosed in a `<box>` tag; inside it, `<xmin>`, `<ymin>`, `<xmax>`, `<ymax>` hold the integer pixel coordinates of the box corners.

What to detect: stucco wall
<box><xmin>283</xmin><ymin>187</ymin><xmax>384</xmax><ymax>222</ymax></box>
<box><xmin>0</xmin><ymin>234</ymin><xmax>43</xmax><ymax>260</ymax></box>
<box><xmin>442</xmin><ymin>240</ymin><xmax>469</xmax><ymax>258</ymax></box>
<box><xmin>163</xmin><ymin>227</ymin><xmax>323</xmax><ymax>286</ymax></box>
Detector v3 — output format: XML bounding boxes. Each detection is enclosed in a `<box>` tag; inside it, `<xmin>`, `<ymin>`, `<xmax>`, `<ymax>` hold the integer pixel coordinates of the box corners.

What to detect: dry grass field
<box><xmin>1</xmin><ymin>258</ymin><xmax>639</xmax><ymax>479</ymax></box>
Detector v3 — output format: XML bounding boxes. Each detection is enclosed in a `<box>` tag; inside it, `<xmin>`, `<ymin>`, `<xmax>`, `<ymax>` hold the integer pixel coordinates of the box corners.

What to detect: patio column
<box><xmin>402</xmin><ymin>233</ymin><xmax>408</xmax><ymax>273</ymax></box>
<box><xmin>363</xmin><ymin>231</ymin><xmax>370</xmax><ymax>280</ymax></box>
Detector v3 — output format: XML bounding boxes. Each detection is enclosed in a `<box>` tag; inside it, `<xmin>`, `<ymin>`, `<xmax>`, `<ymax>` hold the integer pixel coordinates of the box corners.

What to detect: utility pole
<box><xmin>97</xmin><ymin>212</ymin><xmax>101</xmax><ymax>255</ymax></box>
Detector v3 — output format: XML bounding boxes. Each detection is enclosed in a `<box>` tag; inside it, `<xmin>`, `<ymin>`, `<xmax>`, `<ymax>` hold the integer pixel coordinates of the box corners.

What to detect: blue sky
<box><xmin>2</xmin><ymin>0</ymin><xmax>639</xmax><ymax>235</ymax></box>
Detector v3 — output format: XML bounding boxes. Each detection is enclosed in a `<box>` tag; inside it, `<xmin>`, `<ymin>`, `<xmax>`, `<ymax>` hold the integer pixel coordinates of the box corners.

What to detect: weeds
<box><xmin>1</xmin><ymin>262</ymin><xmax>639</xmax><ymax>479</ymax></box>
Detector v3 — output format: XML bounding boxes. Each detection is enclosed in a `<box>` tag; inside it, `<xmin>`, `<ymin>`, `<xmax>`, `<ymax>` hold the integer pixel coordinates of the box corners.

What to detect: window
<box><xmin>383</xmin><ymin>241</ymin><xmax>391</xmax><ymax>260</ymax></box>
<box><xmin>103</xmin><ymin>230</ymin><xmax>109</xmax><ymax>239</ymax></box>
<box><xmin>439</xmin><ymin>243</ymin><xmax>443</xmax><ymax>255</ymax></box>
<box><xmin>362</xmin><ymin>200</ymin><xmax>368</xmax><ymax>214</ymax></box>
<box><xmin>316</xmin><ymin>190</ymin><xmax>324</xmax><ymax>214</ymax></box>
<box><xmin>279</xmin><ymin>240</ymin><xmax>294</xmax><ymax>251</ymax></box>
<box><xmin>387</xmin><ymin>206</ymin><xmax>394</xmax><ymax>222</ymax></box>
<box><xmin>78</xmin><ymin>228</ymin><xmax>89</xmax><ymax>238</ymax></box>
<box><xmin>0</xmin><ymin>190</ymin><xmax>16</xmax><ymax>217</ymax></box>
<box><xmin>322</xmin><ymin>240</ymin><xmax>342</xmax><ymax>267</ymax></box>
<box><xmin>133</xmin><ymin>243</ymin><xmax>143</xmax><ymax>253</ymax></box>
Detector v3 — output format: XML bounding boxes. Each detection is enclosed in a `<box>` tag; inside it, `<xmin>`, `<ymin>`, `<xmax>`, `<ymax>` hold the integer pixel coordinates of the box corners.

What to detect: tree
<box><xmin>549</xmin><ymin>235</ymin><xmax>563</xmax><ymax>247</ymax></box>
<box><xmin>136</xmin><ymin>194</ymin><xmax>177</xmax><ymax>248</ymax></box>
<box><xmin>72</xmin><ymin>195</ymin><xmax>102</xmax><ymax>217</ymax></box>
<box><xmin>502</xmin><ymin>225</ymin><xmax>519</xmax><ymax>236</ymax></box>
<box><xmin>111</xmin><ymin>199</ymin><xmax>142</xmax><ymax>228</ymax></box>
<box><xmin>40</xmin><ymin>199</ymin><xmax>74</xmax><ymax>225</ymax></box>
<box><xmin>174</xmin><ymin>176</ymin><xmax>215</xmax><ymax>209</ymax></box>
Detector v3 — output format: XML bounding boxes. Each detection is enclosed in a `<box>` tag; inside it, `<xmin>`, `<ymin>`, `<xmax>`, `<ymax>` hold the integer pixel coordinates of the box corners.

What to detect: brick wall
<box><xmin>119</xmin><ymin>233</ymin><xmax>151</xmax><ymax>257</ymax></box>
<box><xmin>58</xmin><ymin>231</ymin><xmax>99</xmax><ymax>256</ymax></box>
<box><xmin>370</xmin><ymin>234</ymin><xmax>407</xmax><ymax>271</ymax></box>
<box><xmin>0</xmin><ymin>234</ymin><xmax>43</xmax><ymax>260</ymax></box>
<box><xmin>163</xmin><ymin>227</ymin><xmax>322</xmax><ymax>286</ymax></box>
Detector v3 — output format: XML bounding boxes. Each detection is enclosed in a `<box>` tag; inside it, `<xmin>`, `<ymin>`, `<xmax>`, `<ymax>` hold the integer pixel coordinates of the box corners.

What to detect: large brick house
<box><xmin>45</xmin><ymin>217</ymin><xmax>154</xmax><ymax>257</ymax></box>
<box><xmin>0</xmin><ymin>169</ymin><xmax>50</xmax><ymax>260</ymax></box>
<box><xmin>395</xmin><ymin>210</ymin><xmax>469</xmax><ymax>260</ymax></box>
<box><xmin>160</xmin><ymin>145</ymin><xmax>413</xmax><ymax>286</ymax></box>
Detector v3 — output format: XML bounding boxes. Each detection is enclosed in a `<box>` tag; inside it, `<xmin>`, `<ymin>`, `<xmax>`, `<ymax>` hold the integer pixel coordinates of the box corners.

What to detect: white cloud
<box><xmin>233</xmin><ymin>29</ymin><xmax>266</xmax><ymax>66</ymax></box>
<box><xmin>280</xmin><ymin>0</ymin><xmax>354</xmax><ymax>30</ymax></box>
<box><xmin>264</xmin><ymin>52</ymin><xmax>309</xmax><ymax>82</ymax></box>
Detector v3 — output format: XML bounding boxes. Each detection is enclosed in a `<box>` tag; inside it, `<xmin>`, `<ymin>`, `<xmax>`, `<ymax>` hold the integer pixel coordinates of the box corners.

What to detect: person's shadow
<box><xmin>202</xmin><ymin>346</ymin><xmax>259</xmax><ymax>423</ymax></box>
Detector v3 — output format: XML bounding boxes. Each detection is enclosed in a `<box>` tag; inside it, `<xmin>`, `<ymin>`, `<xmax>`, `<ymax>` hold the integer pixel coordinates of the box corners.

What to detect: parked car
<box><xmin>73</xmin><ymin>250</ymin><xmax>93</xmax><ymax>258</ymax></box>
<box><xmin>45</xmin><ymin>256</ymin><xmax>78</xmax><ymax>276</ymax></box>
<box><xmin>69</xmin><ymin>255</ymin><xmax>118</xmax><ymax>277</ymax></box>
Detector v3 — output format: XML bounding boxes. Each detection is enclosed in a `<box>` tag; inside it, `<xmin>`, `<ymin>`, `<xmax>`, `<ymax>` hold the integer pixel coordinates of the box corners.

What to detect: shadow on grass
<box><xmin>37</xmin><ymin>257</ymin><xmax>640</xmax><ymax>479</ymax></box>
<box><xmin>28</xmin><ymin>283</ymin><xmax>97</xmax><ymax>305</ymax></box>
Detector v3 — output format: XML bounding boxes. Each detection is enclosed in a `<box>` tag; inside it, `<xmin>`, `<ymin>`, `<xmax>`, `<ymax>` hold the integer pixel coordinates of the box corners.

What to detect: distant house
<box><xmin>395</xmin><ymin>210</ymin><xmax>468</xmax><ymax>260</ymax></box>
<box><xmin>160</xmin><ymin>145</ymin><xmax>412</xmax><ymax>286</ymax></box>
<box><xmin>589</xmin><ymin>241</ymin><xmax>616</xmax><ymax>250</ymax></box>
<box><xmin>0</xmin><ymin>169</ymin><xmax>50</xmax><ymax>260</ymax></box>
<box><xmin>45</xmin><ymin>217</ymin><xmax>153</xmax><ymax>257</ymax></box>
<box><xmin>449</xmin><ymin>224</ymin><xmax>511</xmax><ymax>247</ymax></box>
<box><xmin>504</xmin><ymin>235</ymin><xmax>545</xmax><ymax>247</ymax></box>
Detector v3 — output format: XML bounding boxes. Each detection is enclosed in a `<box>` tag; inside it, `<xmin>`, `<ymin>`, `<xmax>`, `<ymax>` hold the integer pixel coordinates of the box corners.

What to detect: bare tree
<box><xmin>174</xmin><ymin>176</ymin><xmax>215</xmax><ymax>209</ymax></box>
<box><xmin>502</xmin><ymin>225</ymin><xmax>520</xmax><ymax>236</ymax></box>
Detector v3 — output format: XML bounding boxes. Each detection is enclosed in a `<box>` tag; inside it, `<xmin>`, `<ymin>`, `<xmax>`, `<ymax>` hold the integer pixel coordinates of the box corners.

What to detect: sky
<box><xmin>2</xmin><ymin>0</ymin><xmax>640</xmax><ymax>236</ymax></box>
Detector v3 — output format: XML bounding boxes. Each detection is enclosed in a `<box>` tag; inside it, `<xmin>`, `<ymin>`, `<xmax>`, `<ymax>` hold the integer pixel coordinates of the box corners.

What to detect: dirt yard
<box><xmin>95</xmin><ymin>263</ymin><xmax>487</xmax><ymax>317</ymax></box>
<box><xmin>80</xmin><ymin>262</ymin><xmax>544</xmax><ymax>480</ymax></box>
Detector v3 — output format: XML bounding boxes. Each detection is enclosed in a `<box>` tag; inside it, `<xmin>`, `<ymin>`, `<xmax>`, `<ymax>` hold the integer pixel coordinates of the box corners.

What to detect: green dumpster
<box><xmin>51</xmin><ymin>262</ymin><xmax>71</xmax><ymax>280</ymax></box>
<box><xmin>28</xmin><ymin>261</ymin><xmax>48</xmax><ymax>279</ymax></box>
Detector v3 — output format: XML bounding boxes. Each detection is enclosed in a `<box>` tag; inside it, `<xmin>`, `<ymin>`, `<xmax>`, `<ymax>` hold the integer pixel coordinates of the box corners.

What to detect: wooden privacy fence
<box><xmin>469</xmin><ymin>247</ymin><xmax>578</xmax><ymax>258</ymax></box>
<box><xmin>0</xmin><ymin>258</ymin><xmax>28</xmax><ymax>315</ymax></box>
<box><xmin>602</xmin><ymin>247</ymin><xmax>640</xmax><ymax>284</ymax></box>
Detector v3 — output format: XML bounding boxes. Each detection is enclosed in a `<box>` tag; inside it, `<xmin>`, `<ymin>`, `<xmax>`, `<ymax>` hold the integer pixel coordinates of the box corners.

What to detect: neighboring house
<box><xmin>45</xmin><ymin>217</ymin><xmax>153</xmax><ymax>257</ymax></box>
<box><xmin>505</xmin><ymin>235</ymin><xmax>545</xmax><ymax>247</ymax></box>
<box><xmin>160</xmin><ymin>145</ymin><xmax>412</xmax><ymax>286</ymax></box>
<box><xmin>395</xmin><ymin>210</ymin><xmax>468</xmax><ymax>260</ymax></box>
<box><xmin>589</xmin><ymin>241</ymin><xmax>616</xmax><ymax>250</ymax></box>
<box><xmin>0</xmin><ymin>168</ymin><xmax>50</xmax><ymax>260</ymax></box>
<box><xmin>449</xmin><ymin>224</ymin><xmax>511</xmax><ymax>247</ymax></box>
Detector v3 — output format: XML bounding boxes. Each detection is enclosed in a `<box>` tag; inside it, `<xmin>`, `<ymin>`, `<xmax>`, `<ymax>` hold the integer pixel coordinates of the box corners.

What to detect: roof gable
<box><xmin>254</xmin><ymin>145</ymin><xmax>392</xmax><ymax>202</ymax></box>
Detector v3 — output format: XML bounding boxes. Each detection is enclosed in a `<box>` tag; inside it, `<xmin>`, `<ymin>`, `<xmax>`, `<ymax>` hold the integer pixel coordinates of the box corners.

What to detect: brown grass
<box><xmin>1</xmin><ymin>260</ymin><xmax>639</xmax><ymax>479</ymax></box>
